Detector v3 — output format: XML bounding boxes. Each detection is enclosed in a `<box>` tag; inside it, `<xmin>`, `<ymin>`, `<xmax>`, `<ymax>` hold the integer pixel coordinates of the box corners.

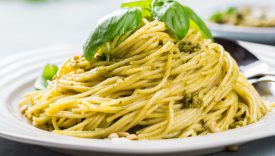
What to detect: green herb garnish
<box><xmin>178</xmin><ymin>41</ymin><xmax>201</xmax><ymax>53</ymax></box>
<box><xmin>152</xmin><ymin>0</ymin><xmax>190</xmax><ymax>40</ymax></box>
<box><xmin>185</xmin><ymin>6</ymin><xmax>213</xmax><ymax>39</ymax></box>
<box><xmin>209</xmin><ymin>7</ymin><xmax>238</xmax><ymax>23</ymax></box>
<box><xmin>83</xmin><ymin>0</ymin><xmax>212</xmax><ymax>61</ymax></box>
<box><xmin>226</xmin><ymin>7</ymin><xmax>238</xmax><ymax>14</ymax></box>
<box><xmin>152</xmin><ymin>0</ymin><xmax>212</xmax><ymax>40</ymax></box>
<box><xmin>122</xmin><ymin>0</ymin><xmax>212</xmax><ymax>40</ymax></box>
<box><xmin>209</xmin><ymin>12</ymin><xmax>225</xmax><ymax>23</ymax></box>
<box><xmin>182</xmin><ymin>93</ymin><xmax>203</xmax><ymax>108</ymax></box>
<box><xmin>34</xmin><ymin>77</ymin><xmax>48</xmax><ymax>90</ymax></box>
<box><xmin>34</xmin><ymin>64</ymin><xmax>58</xmax><ymax>90</ymax></box>
<box><xmin>42</xmin><ymin>64</ymin><xmax>58</xmax><ymax>80</ymax></box>
<box><xmin>83</xmin><ymin>8</ymin><xmax>142</xmax><ymax>61</ymax></box>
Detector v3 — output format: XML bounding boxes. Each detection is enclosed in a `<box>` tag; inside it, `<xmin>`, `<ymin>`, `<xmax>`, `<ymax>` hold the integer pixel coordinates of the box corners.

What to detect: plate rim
<box><xmin>208</xmin><ymin>23</ymin><xmax>275</xmax><ymax>34</ymax></box>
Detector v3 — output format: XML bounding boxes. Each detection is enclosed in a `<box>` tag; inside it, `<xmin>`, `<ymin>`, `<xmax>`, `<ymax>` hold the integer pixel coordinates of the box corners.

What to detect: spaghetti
<box><xmin>19</xmin><ymin>20</ymin><xmax>269</xmax><ymax>139</ymax></box>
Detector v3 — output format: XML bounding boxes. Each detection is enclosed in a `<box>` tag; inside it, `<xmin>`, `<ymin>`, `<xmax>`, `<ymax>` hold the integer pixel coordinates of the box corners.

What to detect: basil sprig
<box><xmin>152</xmin><ymin>0</ymin><xmax>212</xmax><ymax>40</ymax></box>
<box><xmin>83</xmin><ymin>8</ymin><xmax>142</xmax><ymax>60</ymax></box>
<box><xmin>83</xmin><ymin>0</ymin><xmax>212</xmax><ymax>61</ymax></box>
<box><xmin>34</xmin><ymin>64</ymin><xmax>58</xmax><ymax>90</ymax></box>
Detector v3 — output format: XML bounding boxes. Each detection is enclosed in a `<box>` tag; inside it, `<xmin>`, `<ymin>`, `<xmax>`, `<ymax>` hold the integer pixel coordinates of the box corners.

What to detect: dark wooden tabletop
<box><xmin>2</xmin><ymin>136</ymin><xmax>275</xmax><ymax>156</ymax></box>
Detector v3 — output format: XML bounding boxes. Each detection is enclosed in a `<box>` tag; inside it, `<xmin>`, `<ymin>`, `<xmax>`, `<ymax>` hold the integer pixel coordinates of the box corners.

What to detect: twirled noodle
<box><xmin>20</xmin><ymin>20</ymin><xmax>269</xmax><ymax>139</ymax></box>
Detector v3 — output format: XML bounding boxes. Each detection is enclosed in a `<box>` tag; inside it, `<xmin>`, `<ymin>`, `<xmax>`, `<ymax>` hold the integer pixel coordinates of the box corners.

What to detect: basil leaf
<box><xmin>121</xmin><ymin>0</ymin><xmax>152</xmax><ymax>18</ymax></box>
<box><xmin>185</xmin><ymin>7</ymin><xmax>213</xmax><ymax>39</ymax></box>
<box><xmin>226</xmin><ymin>7</ymin><xmax>237</xmax><ymax>14</ymax></box>
<box><xmin>35</xmin><ymin>64</ymin><xmax>58</xmax><ymax>90</ymax></box>
<box><xmin>209</xmin><ymin>7</ymin><xmax>237</xmax><ymax>24</ymax></box>
<box><xmin>83</xmin><ymin>8</ymin><xmax>142</xmax><ymax>61</ymax></box>
<box><xmin>152</xmin><ymin>0</ymin><xmax>212</xmax><ymax>40</ymax></box>
<box><xmin>209</xmin><ymin>12</ymin><xmax>224</xmax><ymax>23</ymax></box>
<box><xmin>34</xmin><ymin>76</ymin><xmax>47</xmax><ymax>90</ymax></box>
<box><xmin>42</xmin><ymin>64</ymin><xmax>58</xmax><ymax>80</ymax></box>
<box><xmin>152</xmin><ymin>0</ymin><xmax>190</xmax><ymax>40</ymax></box>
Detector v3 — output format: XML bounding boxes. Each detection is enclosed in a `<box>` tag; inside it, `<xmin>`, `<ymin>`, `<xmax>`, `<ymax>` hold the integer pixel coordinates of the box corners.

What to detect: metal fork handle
<box><xmin>249</xmin><ymin>76</ymin><xmax>275</xmax><ymax>84</ymax></box>
<box><xmin>247</xmin><ymin>71</ymin><xmax>275</xmax><ymax>79</ymax></box>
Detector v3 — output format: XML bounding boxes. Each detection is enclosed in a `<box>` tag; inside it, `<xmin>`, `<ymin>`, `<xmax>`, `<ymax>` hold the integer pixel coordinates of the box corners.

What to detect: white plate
<box><xmin>0</xmin><ymin>42</ymin><xmax>275</xmax><ymax>156</ymax></box>
<box><xmin>209</xmin><ymin>24</ymin><xmax>275</xmax><ymax>44</ymax></box>
<box><xmin>202</xmin><ymin>2</ymin><xmax>275</xmax><ymax>44</ymax></box>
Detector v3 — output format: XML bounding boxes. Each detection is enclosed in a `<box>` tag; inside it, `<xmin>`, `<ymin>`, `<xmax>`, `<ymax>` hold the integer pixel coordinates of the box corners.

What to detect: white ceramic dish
<box><xmin>209</xmin><ymin>24</ymin><xmax>275</xmax><ymax>44</ymax></box>
<box><xmin>203</xmin><ymin>3</ymin><xmax>275</xmax><ymax>44</ymax></box>
<box><xmin>0</xmin><ymin>42</ymin><xmax>275</xmax><ymax>156</ymax></box>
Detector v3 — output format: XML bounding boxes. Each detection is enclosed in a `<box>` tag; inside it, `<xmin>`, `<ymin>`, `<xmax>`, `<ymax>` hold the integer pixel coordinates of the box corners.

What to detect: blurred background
<box><xmin>0</xmin><ymin>0</ymin><xmax>274</xmax><ymax>58</ymax></box>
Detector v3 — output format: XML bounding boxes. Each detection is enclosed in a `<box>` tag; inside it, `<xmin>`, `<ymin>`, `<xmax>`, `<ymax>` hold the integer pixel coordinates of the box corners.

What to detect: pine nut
<box><xmin>226</xmin><ymin>145</ymin><xmax>239</xmax><ymax>152</ymax></box>
<box><xmin>126</xmin><ymin>134</ymin><xmax>138</xmax><ymax>140</ymax></box>
<box><xmin>117</xmin><ymin>132</ymin><xmax>129</xmax><ymax>137</ymax></box>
